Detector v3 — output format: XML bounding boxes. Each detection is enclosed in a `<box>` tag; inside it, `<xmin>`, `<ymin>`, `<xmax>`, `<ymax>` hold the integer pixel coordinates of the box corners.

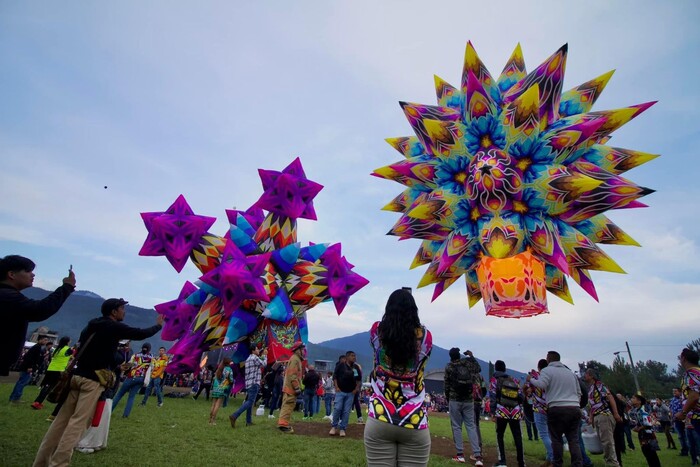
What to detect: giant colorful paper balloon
<box><xmin>372</xmin><ymin>42</ymin><xmax>657</xmax><ymax>317</ymax></box>
<box><xmin>141</xmin><ymin>158</ymin><xmax>369</xmax><ymax>372</ymax></box>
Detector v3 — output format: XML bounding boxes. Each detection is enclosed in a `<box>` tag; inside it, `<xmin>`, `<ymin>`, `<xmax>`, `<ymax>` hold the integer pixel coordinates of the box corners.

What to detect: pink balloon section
<box><xmin>139</xmin><ymin>158</ymin><xmax>369</xmax><ymax>380</ymax></box>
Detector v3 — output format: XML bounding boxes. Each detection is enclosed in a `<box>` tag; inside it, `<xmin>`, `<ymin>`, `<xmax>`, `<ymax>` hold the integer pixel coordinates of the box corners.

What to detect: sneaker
<box><xmin>474</xmin><ymin>458</ymin><xmax>484</xmax><ymax>467</ymax></box>
<box><xmin>469</xmin><ymin>455</ymin><xmax>478</xmax><ymax>461</ymax></box>
<box><xmin>268</xmin><ymin>414</ymin><xmax>275</xmax><ymax>419</ymax></box>
<box><xmin>158</xmin><ymin>403</ymin><xmax>163</xmax><ymax>407</ymax></box>
<box><xmin>76</xmin><ymin>448</ymin><xmax>94</xmax><ymax>454</ymax></box>
<box><xmin>246</xmin><ymin>422</ymin><xmax>254</xmax><ymax>427</ymax></box>
<box><xmin>278</xmin><ymin>426</ymin><xmax>294</xmax><ymax>434</ymax></box>
<box><xmin>339</xmin><ymin>430</ymin><xmax>346</xmax><ymax>437</ymax></box>
<box><xmin>493</xmin><ymin>462</ymin><xmax>506</xmax><ymax>467</ymax></box>
<box><xmin>329</xmin><ymin>427</ymin><xmax>337</xmax><ymax>436</ymax></box>
<box><xmin>46</xmin><ymin>415</ymin><xmax>55</xmax><ymax>422</ymax></box>
<box><xmin>229</xmin><ymin>414</ymin><xmax>237</xmax><ymax>428</ymax></box>
<box><xmin>31</xmin><ymin>402</ymin><xmax>43</xmax><ymax>410</ymax></box>
<box><xmin>302</xmin><ymin>416</ymin><xmax>309</xmax><ymax>420</ymax></box>
<box><xmin>452</xmin><ymin>455</ymin><xmax>466</xmax><ymax>463</ymax></box>
<box><xmin>322</xmin><ymin>415</ymin><xmax>331</xmax><ymax>420</ymax></box>
<box><xmin>357</xmin><ymin>416</ymin><xmax>365</xmax><ymax>424</ymax></box>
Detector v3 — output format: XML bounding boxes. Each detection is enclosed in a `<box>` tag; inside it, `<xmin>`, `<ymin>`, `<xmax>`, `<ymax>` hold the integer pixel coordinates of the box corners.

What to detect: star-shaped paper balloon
<box><xmin>154</xmin><ymin>281</ymin><xmax>199</xmax><ymax>341</ymax></box>
<box><xmin>139</xmin><ymin>195</ymin><xmax>216</xmax><ymax>272</ymax></box>
<box><xmin>254</xmin><ymin>157</ymin><xmax>323</xmax><ymax>220</ymax></box>
<box><xmin>199</xmin><ymin>239</ymin><xmax>271</xmax><ymax>316</ymax></box>
<box><xmin>321</xmin><ymin>244</ymin><xmax>370</xmax><ymax>314</ymax></box>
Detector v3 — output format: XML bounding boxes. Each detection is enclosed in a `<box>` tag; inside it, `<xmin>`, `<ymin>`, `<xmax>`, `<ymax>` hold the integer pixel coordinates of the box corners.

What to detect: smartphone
<box><xmin>69</xmin><ymin>264</ymin><xmax>73</xmax><ymax>272</ymax></box>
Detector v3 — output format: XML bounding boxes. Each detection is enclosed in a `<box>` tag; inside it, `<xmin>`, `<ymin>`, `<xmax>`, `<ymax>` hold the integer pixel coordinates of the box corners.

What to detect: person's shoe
<box><xmin>469</xmin><ymin>455</ymin><xmax>478</xmax><ymax>461</ymax></box>
<box><xmin>158</xmin><ymin>402</ymin><xmax>163</xmax><ymax>407</ymax></box>
<box><xmin>302</xmin><ymin>416</ymin><xmax>309</xmax><ymax>420</ymax></box>
<box><xmin>229</xmin><ymin>414</ymin><xmax>237</xmax><ymax>428</ymax></box>
<box><xmin>76</xmin><ymin>448</ymin><xmax>94</xmax><ymax>454</ymax></box>
<box><xmin>474</xmin><ymin>457</ymin><xmax>484</xmax><ymax>467</ymax></box>
<box><xmin>246</xmin><ymin>422</ymin><xmax>254</xmax><ymax>427</ymax></box>
<box><xmin>322</xmin><ymin>415</ymin><xmax>331</xmax><ymax>420</ymax></box>
<box><xmin>46</xmin><ymin>415</ymin><xmax>55</xmax><ymax>422</ymax></box>
<box><xmin>492</xmin><ymin>461</ymin><xmax>506</xmax><ymax>467</ymax></box>
<box><xmin>9</xmin><ymin>400</ymin><xmax>23</xmax><ymax>404</ymax></box>
<box><xmin>329</xmin><ymin>427</ymin><xmax>337</xmax><ymax>436</ymax></box>
<box><xmin>268</xmin><ymin>414</ymin><xmax>275</xmax><ymax>419</ymax></box>
<box><xmin>31</xmin><ymin>402</ymin><xmax>43</xmax><ymax>410</ymax></box>
<box><xmin>451</xmin><ymin>455</ymin><xmax>466</xmax><ymax>463</ymax></box>
<box><xmin>339</xmin><ymin>430</ymin><xmax>346</xmax><ymax>437</ymax></box>
<box><xmin>357</xmin><ymin>416</ymin><xmax>365</xmax><ymax>424</ymax></box>
<box><xmin>278</xmin><ymin>426</ymin><xmax>294</xmax><ymax>434</ymax></box>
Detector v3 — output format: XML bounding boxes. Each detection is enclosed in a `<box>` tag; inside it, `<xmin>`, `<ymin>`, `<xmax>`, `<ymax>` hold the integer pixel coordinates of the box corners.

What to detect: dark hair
<box><xmin>681</xmin><ymin>348</ymin><xmax>699</xmax><ymax>365</ymax></box>
<box><xmin>159</xmin><ymin>347</ymin><xmax>166</xmax><ymax>351</ymax></box>
<box><xmin>338</xmin><ymin>355</ymin><xmax>346</xmax><ymax>361</ymax></box>
<box><xmin>633</xmin><ymin>394</ymin><xmax>646</xmax><ymax>406</ymax></box>
<box><xmin>378</xmin><ymin>289</ymin><xmax>421</xmax><ymax>369</ymax></box>
<box><xmin>0</xmin><ymin>255</ymin><xmax>35</xmax><ymax>280</ymax></box>
<box><xmin>216</xmin><ymin>358</ymin><xmax>232</xmax><ymax>380</ymax></box>
<box><xmin>537</xmin><ymin>359</ymin><xmax>548</xmax><ymax>371</ymax></box>
<box><xmin>547</xmin><ymin>351</ymin><xmax>561</xmax><ymax>362</ymax></box>
<box><xmin>57</xmin><ymin>336</ymin><xmax>71</xmax><ymax>348</ymax></box>
<box><xmin>345</xmin><ymin>350</ymin><xmax>355</xmax><ymax>357</ymax></box>
<box><xmin>585</xmin><ymin>368</ymin><xmax>599</xmax><ymax>380</ymax></box>
<box><xmin>495</xmin><ymin>360</ymin><xmax>506</xmax><ymax>372</ymax></box>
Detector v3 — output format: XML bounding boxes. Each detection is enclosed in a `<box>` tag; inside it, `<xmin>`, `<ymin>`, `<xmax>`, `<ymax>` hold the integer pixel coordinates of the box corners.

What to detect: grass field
<box><xmin>0</xmin><ymin>383</ymin><xmax>680</xmax><ymax>466</ymax></box>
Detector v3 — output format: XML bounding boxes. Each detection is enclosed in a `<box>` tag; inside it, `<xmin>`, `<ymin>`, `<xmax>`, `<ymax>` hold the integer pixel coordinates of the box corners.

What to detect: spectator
<box><xmin>10</xmin><ymin>337</ymin><xmax>49</xmax><ymax>403</ymax></box>
<box><xmin>32</xmin><ymin>336</ymin><xmax>73</xmax><ymax>410</ymax></box>
<box><xmin>0</xmin><ymin>255</ymin><xmax>76</xmax><ymax>376</ymax></box>
<box><xmin>230</xmin><ymin>346</ymin><xmax>267</xmax><ymax>428</ymax></box>
<box><xmin>527</xmin><ymin>359</ymin><xmax>553</xmax><ymax>467</ymax></box>
<box><xmin>32</xmin><ymin>297</ymin><xmax>162</xmax><ymax>467</ymax></box>
<box><xmin>656</xmin><ymin>398</ymin><xmax>675</xmax><ymax>449</ymax></box>
<box><xmin>630</xmin><ymin>394</ymin><xmax>661</xmax><ymax>467</ymax></box>
<box><xmin>322</xmin><ymin>371</ymin><xmax>335</xmax><ymax>420</ymax></box>
<box><xmin>267</xmin><ymin>362</ymin><xmax>284</xmax><ymax>419</ymax></box>
<box><xmin>583</xmin><ymin>368</ymin><xmax>621</xmax><ymax>467</ymax></box>
<box><xmin>527</xmin><ymin>350</ymin><xmax>583</xmax><ymax>467</ymax></box>
<box><xmin>209</xmin><ymin>357</ymin><xmax>233</xmax><ymax>425</ymax></box>
<box><xmin>111</xmin><ymin>342</ymin><xmax>153</xmax><ymax>418</ymax></box>
<box><xmin>302</xmin><ymin>364</ymin><xmax>320</xmax><ymax>420</ymax></box>
<box><xmin>330</xmin><ymin>350</ymin><xmax>362</xmax><ymax>438</ymax></box>
<box><xmin>444</xmin><ymin>347</ymin><xmax>483</xmax><ymax>465</ymax></box>
<box><xmin>141</xmin><ymin>346</ymin><xmax>169</xmax><ymax>407</ymax></box>
<box><xmin>490</xmin><ymin>360</ymin><xmax>525</xmax><ymax>467</ymax></box>
<box><xmin>669</xmin><ymin>387</ymin><xmax>689</xmax><ymax>456</ymax></box>
<box><xmin>364</xmin><ymin>289</ymin><xmax>432</xmax><ymax>466</ymax></box>
<box><xmin>193</xmin><ymin>365</ymin><xmax>214</xmax><ymax>401</ymax></box>
<box><xmin>676</xmin><ymin>347</ymin><xmax>700</xmax><ymax>462</ymax></box>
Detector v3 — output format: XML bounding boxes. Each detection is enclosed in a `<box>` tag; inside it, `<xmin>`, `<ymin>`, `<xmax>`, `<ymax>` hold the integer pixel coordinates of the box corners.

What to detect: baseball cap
<box><xmin>101</xmin><ymin>298</ymin><xmax>129</xmax><ymax>316</ymax></box>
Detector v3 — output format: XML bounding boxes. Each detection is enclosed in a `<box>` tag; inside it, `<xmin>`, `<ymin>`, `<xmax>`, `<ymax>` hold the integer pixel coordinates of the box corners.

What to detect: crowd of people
<box><xmin>3</xmin><ymin>255</ymin><xmax>700</xmax><ymax>467</ymax></box>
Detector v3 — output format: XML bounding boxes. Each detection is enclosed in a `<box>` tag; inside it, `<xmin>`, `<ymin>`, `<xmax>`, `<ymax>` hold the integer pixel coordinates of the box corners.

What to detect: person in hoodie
<box><xmin>33</xmin><ymin>297</ymin><xmax>162</xmax><ymax>467</ymax></box>
<box><xmin>9</xmin><ymin>336</ymin><xmax>49</xmax><ymax>403</ymax></box>
<box><xmin>0</xmin><ymin>255</ymin><xmax>76</xmax><ymax>376</ymax></box>
<box><xmin>489</xmin><ymin>360</ymin><xmax>525</xmax><ymax>467</ymax></box>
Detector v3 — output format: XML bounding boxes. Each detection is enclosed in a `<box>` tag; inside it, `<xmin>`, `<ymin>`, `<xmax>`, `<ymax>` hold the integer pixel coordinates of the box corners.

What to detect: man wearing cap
<box><xmin>230</xmin><ymin>345</ymin><xmax>267</xmax><ymax>428</ymax></box>
<box><xmin>112</xmin><ymin>340</ymin><xmax>154</xmax><ymax>418</ymax></box>
<box><xmin>444</xmin><ymin>347</ymin><xmax>483</xmax><ymax>465</ymax></box>
<box><xmin>0</xmin><ymin>255</ymin><xmax>76</xmax><ymax>376</ymax></box>
<box><xmin>278</xmin><ymin>342</ymin><xmax>305</xmax><ymax>433</ymax></box>
<box><xmin>142</xmin><ymin>346</ymin><xmax>169</xmax><ymax>408</ymax></box>
<box><xmin>33</xmin><ymin>297</ymin><xmax>163</xmax><ymax>467</ymax></box>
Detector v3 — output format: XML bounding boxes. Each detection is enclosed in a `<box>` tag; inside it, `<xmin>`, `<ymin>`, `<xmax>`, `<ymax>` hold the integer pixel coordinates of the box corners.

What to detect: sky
<box><xmin>1</xmin><ymin>1</ymin><xmax>699</xmax><ymax>377</ymax></box>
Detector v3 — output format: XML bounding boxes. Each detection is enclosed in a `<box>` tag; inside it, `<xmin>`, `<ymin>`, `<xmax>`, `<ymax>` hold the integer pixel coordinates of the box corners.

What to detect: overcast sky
<box><xmin>2</xmin><ymin>1</ymin><xmax>699</xmax><ymax>376</ymax></box>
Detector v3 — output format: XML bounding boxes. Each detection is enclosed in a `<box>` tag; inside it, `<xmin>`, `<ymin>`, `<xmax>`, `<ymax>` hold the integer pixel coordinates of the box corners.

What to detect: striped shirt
<box><xmin>244</xmin><ymin>354</ymin><xmax>266</xmax><ymax>389</ymax></box>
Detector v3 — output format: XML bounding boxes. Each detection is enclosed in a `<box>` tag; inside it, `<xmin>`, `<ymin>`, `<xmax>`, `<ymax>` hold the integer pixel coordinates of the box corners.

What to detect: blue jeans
<box><xmin>314</xmin><ymin>394</ymin><xmax>321</xmax><ymax>414</ymax></box>
<box><xmin>303</xmin><ymin>389</ymin><xmax>315</xmax><ymax>417</ymax></box>
<box><xmin>9</xmin><ymin>371</ymin><xmax>32</xmax><ymax>401</ymax></box>
<box><xmin>324</xmin><ymin>393</ymin><xmax>334</xmax><ymax>416</ymax></box>
<box><xmin>688</xmin><ymin>419</ymin><xmax>700</xmax><ymax>463</ymax></box>
<box><xmin>141</xmin><ymin>376</ymin><xmax>163</xmax><ymax>405</ymax></box>
<box><xmin>675</xmin><ymin>420</ymin><xmax>689</xmax><ymax>455</ymax></box>
<box><xmin>579</xmin><ymin>420</ymin><xmax>592</xmax><ymax>466</ymax></box>
<box><xmin>112</xmin><ymin>376</ymin><xmax>145</xmax><ymax>417</ymax></box>
<box><xmin>233</xmin><ymin>383</ymin><xmax>259</xmax><ymax>424</ymax></box>
<box><xmin>331</xmin><ymin>391</ymin><xmax>354</xmax><ymax>430</ymax></box>
<box><xmin>269</xmin><ymin>386</ymin><xmax>281</xmax><ymax>415</ymax></box>
<box><xmin>449</xmin><ymin>400</ymin><xmax>481</xmax><ymax>457</ymax></box>
<box><xmin>534</xmin><ymin>411</ymin><xmax>553</xmax><ymax>461</ymax></box>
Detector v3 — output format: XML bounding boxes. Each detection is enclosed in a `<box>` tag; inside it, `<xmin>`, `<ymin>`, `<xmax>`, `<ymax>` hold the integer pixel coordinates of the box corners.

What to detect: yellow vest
<box><xmin>47</xmin><ymin>346</ymin><xmax>72</xmax><ymax>372</ymax></box>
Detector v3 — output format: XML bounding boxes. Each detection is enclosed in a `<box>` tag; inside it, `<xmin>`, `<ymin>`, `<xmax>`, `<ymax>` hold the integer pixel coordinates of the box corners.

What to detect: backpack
<box><xmin>497</xmin><ymin>375</ymin><xmax>521</xmax><ymax>409</ymax></box>
<box><xmin>451</xmin><ymin>362</ymin><xmax>474</xmax><ymax>400</ymax></box>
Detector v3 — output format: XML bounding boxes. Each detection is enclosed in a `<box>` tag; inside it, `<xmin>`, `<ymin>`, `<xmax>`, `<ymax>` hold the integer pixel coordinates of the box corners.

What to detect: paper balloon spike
<box><xmin>373</xmin><ymin>42</ymin><xmax>657</xmax><ymax>317</ymax></box>
<box><xmin>142</xmin><ymin>158</ymin><xmax>369</xmax><ymax>373</ymax></box>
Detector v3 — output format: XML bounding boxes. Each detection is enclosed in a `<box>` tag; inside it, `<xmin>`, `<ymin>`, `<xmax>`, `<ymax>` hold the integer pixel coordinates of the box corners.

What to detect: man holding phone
<box><xmin>0</xmin><ymin>255</ymin><xmax>76</xmax><ymax>376</ymax></box>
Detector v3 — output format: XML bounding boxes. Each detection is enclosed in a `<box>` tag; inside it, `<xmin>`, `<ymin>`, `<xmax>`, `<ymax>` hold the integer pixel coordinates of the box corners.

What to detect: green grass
<box><xmin>0</xmin><ymin>383</ymin><xmax>679</xmax><ymax>466</ymax></box>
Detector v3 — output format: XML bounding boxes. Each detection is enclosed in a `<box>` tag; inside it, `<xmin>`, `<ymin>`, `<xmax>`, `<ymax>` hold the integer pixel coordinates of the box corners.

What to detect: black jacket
<box><xmin>0</xmin><ymin>283</ymin><xmax>74</xmax><ymax>376</ymax></box>
<box><xmin>73</xmin><ymin>316</ymin><xmax>161</xmax><ymax>382</ymax></box>
<box><xmin>18</xmin><ymin>343</ymin><xmax>46</xmax><ymax>372</ymax></box>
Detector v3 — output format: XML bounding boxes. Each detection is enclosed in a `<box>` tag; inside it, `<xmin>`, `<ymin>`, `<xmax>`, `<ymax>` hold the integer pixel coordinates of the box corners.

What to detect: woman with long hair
<box><xmin>32</xmin><ymin>336</ymin><xmax>72</xmax><ymax>410</ymax></box>
<box><xmin>364</xmin><ymin>289</ymin><xmax>432</xmax><ymax>466</ymax></box>
<box><xmin>209</xmin><ymin>358</ymin><xmax>233</xmax><ymax>425</ymax></box>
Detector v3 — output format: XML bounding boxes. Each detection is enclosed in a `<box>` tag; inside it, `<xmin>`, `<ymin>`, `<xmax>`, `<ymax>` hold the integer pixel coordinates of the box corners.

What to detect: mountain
<box><xmin>315</xmin><ymin>331</ymin><xmax>527</xmax><ymax>381</ymax></box>
<box><xmin>22</xmin><ymin>287</ymin><xmax>168</xmax><ymax>352</ymax></box>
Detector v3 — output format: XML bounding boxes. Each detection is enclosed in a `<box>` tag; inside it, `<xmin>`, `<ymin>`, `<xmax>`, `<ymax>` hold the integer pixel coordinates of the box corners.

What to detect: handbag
<box><xmin>46</xmin><ymin>333</ymin><xmax>96</xmax><ymax>404</ymax></box>
<box><xmin>95</xmin><ymin>369</ymin><xmax>117</xmax><ymax>388</ymax></box>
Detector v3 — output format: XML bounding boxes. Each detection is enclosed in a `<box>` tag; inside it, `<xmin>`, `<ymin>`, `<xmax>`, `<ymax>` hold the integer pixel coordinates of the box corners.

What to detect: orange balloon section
<box><xmin>476</xmin><ymin>251</ymin><xmax>548</xmax><ymax>318</ymax></box>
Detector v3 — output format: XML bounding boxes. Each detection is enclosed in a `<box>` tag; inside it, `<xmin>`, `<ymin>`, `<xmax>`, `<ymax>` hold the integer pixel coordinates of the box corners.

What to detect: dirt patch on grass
<box><xmin>288</xmin><ymin>413</ymin><xmax>501</xmax><ymax>462</ymax></box>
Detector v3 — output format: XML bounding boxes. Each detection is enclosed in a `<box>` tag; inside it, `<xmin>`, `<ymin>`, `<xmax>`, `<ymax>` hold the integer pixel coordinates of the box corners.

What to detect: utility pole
<box><xmin>626</xmin><ymin>341</ymin><xmax>641</xmax><ymax>395</ymax></box>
